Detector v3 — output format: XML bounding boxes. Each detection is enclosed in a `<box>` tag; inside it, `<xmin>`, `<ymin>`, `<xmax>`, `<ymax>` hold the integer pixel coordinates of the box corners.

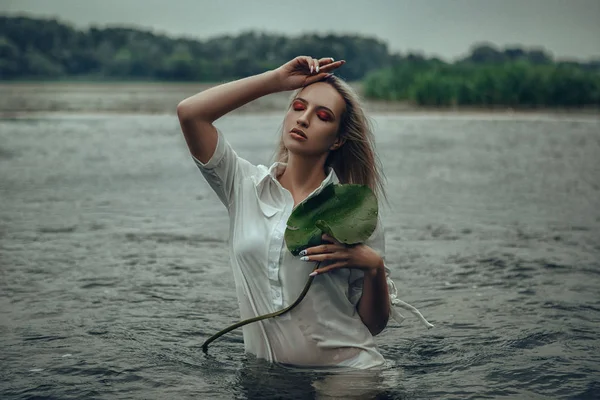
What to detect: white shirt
<box><xmin>194</xmin><ymin>129</ymin><xmax>432</xmax><ymax>369</ymax></box>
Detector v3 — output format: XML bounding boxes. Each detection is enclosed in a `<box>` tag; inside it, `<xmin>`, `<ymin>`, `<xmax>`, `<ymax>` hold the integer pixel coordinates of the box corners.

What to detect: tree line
<box><xmin>364</xmin><ymin>50</ymin><xmax>600</xmax><ymax>107</ymax></box>
<box><xmin>1</xmin><ymin>15</ymin><xmax>599</xmax><ymax>107</ymax></box>
<box><xmin>0</xmin><ymin>15</ymin><xmax>391</xmax><ymax>81</ymax></box>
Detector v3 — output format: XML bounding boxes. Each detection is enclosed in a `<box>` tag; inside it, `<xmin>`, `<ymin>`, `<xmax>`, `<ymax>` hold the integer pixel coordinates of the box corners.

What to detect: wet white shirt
<box><xmin>194</xmin><ymin>129</ymin><xmax>432</xmax><ymax>369</ymax></box>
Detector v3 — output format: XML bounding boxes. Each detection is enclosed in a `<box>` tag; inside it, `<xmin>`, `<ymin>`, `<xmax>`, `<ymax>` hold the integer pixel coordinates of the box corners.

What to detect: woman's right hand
<box><xmin>273</xmin><ymin>56</ymin><xmax>346</xmax><ymax>91</ymax></box>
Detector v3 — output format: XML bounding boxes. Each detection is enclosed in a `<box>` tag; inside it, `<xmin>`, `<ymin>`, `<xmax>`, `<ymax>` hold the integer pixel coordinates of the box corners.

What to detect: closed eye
<box><xmin>317</xmin><ymin>111</ymin><xmax>332</xmax><ymax>121</ymax></box>
<box><xmin>292</xmin><ymin>98</ymin><xmax>335</xmax><ymax>122</ymax></box>
<box><xmin>292</xmin><ymin>101</ymin><xmax>305</xmax><ymax>111</ymax></box>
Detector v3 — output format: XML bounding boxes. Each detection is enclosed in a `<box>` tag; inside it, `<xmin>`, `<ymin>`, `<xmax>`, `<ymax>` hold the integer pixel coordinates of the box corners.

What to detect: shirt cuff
<box><xmin>191</xmin><ymin>128</ymin><xmax>226</xmax><ymax>170</ymax></box>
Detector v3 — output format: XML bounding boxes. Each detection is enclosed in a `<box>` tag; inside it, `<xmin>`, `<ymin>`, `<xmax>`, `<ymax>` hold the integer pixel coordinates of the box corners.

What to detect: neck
<box><xmin>278</xmin><ymin>153</ymin><xmax>329</xmax><ymax>205</ymax></box>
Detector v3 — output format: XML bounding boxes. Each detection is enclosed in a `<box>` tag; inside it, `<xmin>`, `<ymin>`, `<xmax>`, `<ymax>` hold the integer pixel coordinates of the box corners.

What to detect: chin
<box><xmin>283</xmin><ymin>143</ymin><xmax>305</xmax><ymax>156</ymax></box>
<box><xmin>286</xmin><ymin>146</ymin><xmax>328</xmax><ymax>161</ymax></box>
<box><xmin>282</xmin><ymin>135</ymin><xmax>330</xmax><ymax>159</ymax></box>
<box><xmin>282</xmin><ymin>136</ymin><xmax>303</xmax><ymax>153</ymax></box>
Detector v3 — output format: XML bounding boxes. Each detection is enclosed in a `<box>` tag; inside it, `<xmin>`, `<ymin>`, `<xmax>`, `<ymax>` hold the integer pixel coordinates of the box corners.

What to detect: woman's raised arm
<box><xmin>176</xmin><ymin>56</ymin><xmax>344</xmax><ymax>163</ymax></box>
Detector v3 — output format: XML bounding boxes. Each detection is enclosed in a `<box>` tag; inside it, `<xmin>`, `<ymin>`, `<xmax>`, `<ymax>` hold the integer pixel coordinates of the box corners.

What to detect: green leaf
<box><xmin>284</xmin><ymin>184</ymin><xmax>378</xmax><ymax>256</ymax></box>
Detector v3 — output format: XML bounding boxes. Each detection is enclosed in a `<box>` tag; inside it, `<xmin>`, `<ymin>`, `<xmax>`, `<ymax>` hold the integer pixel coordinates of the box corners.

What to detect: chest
<box><xmin>231</xmin><ymin>178</ymin><xmax>291</xmax><ymax>265</ymax></box>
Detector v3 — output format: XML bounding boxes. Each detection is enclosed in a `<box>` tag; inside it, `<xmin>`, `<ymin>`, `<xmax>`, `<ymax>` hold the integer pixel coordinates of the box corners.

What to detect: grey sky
<box><xmin>1</xmin><ymin>0</ymin><xmax>599</xmax><ymax>61</ymax></box>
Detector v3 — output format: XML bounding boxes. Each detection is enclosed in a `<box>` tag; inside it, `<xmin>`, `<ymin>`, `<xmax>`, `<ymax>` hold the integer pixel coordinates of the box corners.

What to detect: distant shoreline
<box><xmin>3</xmin><ymin>109</ymin><xmax>599</xmax><ymax>121</ymax></box>
<box><xmin>1</xmin><ymin>81</ymin><xmax>598</xmax><ymax>116</ymax></box>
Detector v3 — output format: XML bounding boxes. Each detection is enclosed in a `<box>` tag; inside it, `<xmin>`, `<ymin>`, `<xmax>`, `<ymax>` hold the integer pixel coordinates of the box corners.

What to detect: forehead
<box><xmin>297</xmin><ymin>82</ymin><xmax>345</xmax><ymax>115</ymax></box>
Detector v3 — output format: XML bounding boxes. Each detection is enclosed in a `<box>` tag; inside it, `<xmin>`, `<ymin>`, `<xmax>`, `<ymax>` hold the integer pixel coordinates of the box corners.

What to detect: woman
<box><xmin>177</xmin><ymin>56</ymin><xmax>432</xmax><ymax>369</ymax></box>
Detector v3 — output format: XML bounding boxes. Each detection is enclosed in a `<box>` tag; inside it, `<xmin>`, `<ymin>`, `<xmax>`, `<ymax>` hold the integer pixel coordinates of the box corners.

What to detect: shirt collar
<box><xmin>262</xmin><ymin>162</ymin><xmax>340</xmax><ymax>187</ymax></box>
<box><xmin>252</xmin><ymin>162</ymin><xmax>339</xmax><ymax>217</ymax></box>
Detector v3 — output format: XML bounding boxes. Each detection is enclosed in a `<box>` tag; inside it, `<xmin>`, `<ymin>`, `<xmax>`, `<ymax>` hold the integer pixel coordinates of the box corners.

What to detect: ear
<box><xmin>329</xmin><ymin>136</ymin><xmax>346</xmax><ymax>151</ymax></box>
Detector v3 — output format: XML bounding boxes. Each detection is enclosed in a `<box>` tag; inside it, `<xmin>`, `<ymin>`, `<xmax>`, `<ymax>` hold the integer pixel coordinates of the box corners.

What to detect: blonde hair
<box><xmin>275</xmin><ymin>75</ymin><xmax>386</xmax><ymax>201</ymax></box>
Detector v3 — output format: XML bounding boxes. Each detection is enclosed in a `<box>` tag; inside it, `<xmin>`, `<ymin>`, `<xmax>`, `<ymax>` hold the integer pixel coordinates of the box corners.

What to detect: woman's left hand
<box><xmin>300</xmin><ymin>234</ymin><xmax>384</xmax><ymax>277</ymax></box>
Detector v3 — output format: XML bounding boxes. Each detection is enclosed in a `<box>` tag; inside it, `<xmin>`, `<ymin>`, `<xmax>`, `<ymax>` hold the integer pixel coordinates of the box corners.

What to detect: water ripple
<box><xmin>2</xmin><ymin>111</ymin><xmax>599</xmax><ymax>399</ymax></box>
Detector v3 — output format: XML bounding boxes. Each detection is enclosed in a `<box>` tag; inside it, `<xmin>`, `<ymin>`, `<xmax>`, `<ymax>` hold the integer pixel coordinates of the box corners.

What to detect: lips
<box><xmin>290</xmin><ymin>128</ymin><xmax>307</xmax><ymax>139</ymax></box>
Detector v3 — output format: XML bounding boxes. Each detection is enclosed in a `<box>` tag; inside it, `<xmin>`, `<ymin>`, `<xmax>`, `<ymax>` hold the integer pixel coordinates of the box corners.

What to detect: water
<box><xmin>1</xmin><ymin>84</ymin><xmax>600</xmax><ymax>399</ymax></box>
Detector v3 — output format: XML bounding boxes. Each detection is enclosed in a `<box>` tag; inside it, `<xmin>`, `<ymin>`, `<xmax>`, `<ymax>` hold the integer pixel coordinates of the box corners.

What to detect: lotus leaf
<box><xmin>285</xmin><ymin>184</ymin><xmax>378</xmax><ymax>256</ymax></box>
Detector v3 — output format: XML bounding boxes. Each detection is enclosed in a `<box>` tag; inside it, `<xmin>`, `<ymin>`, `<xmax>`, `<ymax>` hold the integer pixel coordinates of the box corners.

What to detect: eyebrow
<box><xmin>294</xmin><ymin>97</ymin><xmax>336</xmax><ymax>120</ymax></box>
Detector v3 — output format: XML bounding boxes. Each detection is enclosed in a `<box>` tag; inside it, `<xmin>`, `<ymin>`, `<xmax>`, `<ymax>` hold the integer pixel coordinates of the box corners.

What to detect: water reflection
<box><xmin>234</xmin><ymin>356</ymin><xmax>406</xmax><ymax>399</ymax></box>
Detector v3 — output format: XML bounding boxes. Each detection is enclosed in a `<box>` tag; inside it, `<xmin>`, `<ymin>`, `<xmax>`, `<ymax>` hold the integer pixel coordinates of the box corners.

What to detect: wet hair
<box><xmin>275</xmin><ymin>75</ymin><xmax>386</xmax><ymax>201</ymax></box>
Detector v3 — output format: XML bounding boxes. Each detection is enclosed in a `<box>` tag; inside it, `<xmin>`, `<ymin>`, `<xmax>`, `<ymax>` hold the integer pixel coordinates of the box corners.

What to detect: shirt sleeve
<box><xmin>192</xmin><ymin>129</ymin><xmax>258</xmax><ymax>211</ymax></box>
<box><xmin>348</xmin><ymin>218</ymin><xmax>434</xmax><ymax>329</ymax></box>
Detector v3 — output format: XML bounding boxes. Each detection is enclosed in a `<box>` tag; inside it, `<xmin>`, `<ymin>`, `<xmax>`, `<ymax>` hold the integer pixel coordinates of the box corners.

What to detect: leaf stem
<box><xmin>201</xmin><ymin>262</ymin><xmax>321</xmax><ymax>353</ymax></box>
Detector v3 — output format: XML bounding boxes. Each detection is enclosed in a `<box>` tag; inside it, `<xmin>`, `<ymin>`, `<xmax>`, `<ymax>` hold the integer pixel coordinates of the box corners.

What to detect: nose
<box><xmin>296</xmin><ymin>110</ymin><xmax>309</xmax><ymax>128</ymax></box>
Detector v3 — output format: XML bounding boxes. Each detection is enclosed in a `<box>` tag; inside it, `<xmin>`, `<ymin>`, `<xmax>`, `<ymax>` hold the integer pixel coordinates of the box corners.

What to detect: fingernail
<box><xmin>309</xmin><ymin>271</ymin><xmax>318</xmax><ymax>277</ymax></box>
<box><xmin>316</xmin><ymin>65</ymin><xmax>320</xmax><ymax>73</ymax></box>
<box><xmin>300</xmin><ymin>256</ymin><xmax>309</xmax><ymax>261</ymax></box>
<box><xmin>310</xmin><ymin>65</ymin><xmax>314</xmax><ymax>73</ymax></box>
<box><xmin>330</xmin><ymin>57</ymin><xmax>335</xmax><ymax>61</ymax></box>
<box><xmin>299</xmin><ymin>250</ymin><xmax>307</xmax><ymax>256</ymax></box>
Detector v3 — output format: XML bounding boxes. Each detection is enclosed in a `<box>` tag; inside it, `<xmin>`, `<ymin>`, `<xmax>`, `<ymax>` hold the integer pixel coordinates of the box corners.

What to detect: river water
<box><xmin>1</xmin><ymin>84</ymin><xmax>599</xmax><ymax>399</ymax></box>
